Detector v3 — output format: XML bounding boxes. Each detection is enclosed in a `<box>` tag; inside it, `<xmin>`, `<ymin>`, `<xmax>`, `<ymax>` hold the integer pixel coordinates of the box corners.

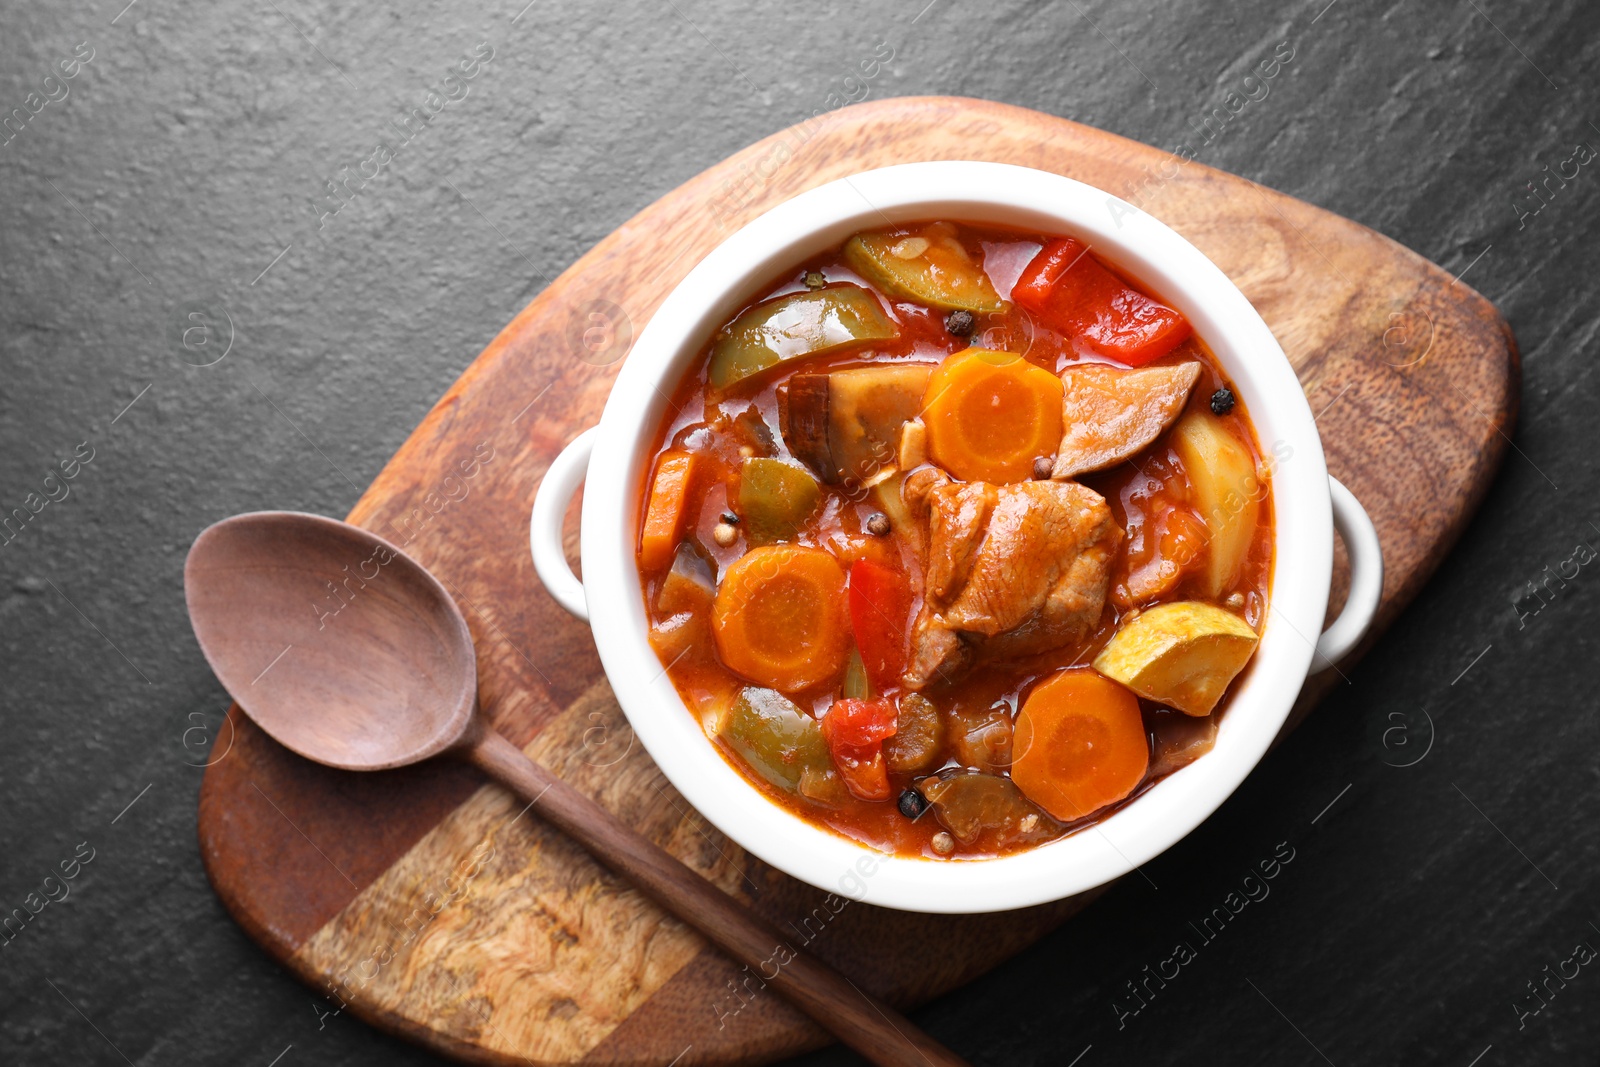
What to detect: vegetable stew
<box><xmin>636</xmin><ymin>221</ymin><xmax>1274</xmax><ymax>860</ymax></box>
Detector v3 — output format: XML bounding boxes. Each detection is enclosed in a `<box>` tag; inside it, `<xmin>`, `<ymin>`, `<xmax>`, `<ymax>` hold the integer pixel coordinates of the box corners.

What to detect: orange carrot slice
<box><xmin>1012</xmin><ymin>669</ymin><xmax>1149</xmax><ymax>821</ymax></box>
<box><xmin>639</xmin><ymin>451</ymin><xmax>698</xmax><ymax>572</ymax></box>
<box><xmin>921</xmin><ymin>348</ymin><xmax>1064</xmax><ymax>483</ymax></box>
<box><xmin>712</xmin><ymin>545</ymin><xmax>849</xmax><ymax>692</ymax></box>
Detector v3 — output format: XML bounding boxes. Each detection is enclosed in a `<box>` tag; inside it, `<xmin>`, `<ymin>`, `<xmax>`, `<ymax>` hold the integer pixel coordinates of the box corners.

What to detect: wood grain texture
<box><xmin>195</xmin><ymin>96</ymin><xmax>1518</xmax><ymax>1066</ymax></box>
<box><xmin>295</xmin><ymin>679</ymin><xmax>747</xmax><ymax>1065</ymax></box>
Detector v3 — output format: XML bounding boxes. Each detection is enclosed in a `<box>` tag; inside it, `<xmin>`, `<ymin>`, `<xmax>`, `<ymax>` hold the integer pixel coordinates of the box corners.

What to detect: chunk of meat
<box><xmin>902</xmin><ymin>470</ymin><xmax>1120</xmax><ymax>688</ymax></box>
<box><xmin>1051</xmin><ymin>361</ymin><xmax>1202</xmax><ymax>479</ymax></box>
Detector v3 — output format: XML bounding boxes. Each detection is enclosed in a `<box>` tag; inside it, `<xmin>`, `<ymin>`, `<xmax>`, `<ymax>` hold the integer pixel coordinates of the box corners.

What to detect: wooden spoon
<box><xmin>184</xmin><ymin>511</ymin><xmax>966</xmax><ymax>1067</ymax></box>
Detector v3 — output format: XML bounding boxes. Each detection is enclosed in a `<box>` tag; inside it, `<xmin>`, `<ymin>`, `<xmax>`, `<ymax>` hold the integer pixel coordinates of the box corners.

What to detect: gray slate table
<box><xmin>1</xmin><ymin>0</ymin><xmax>1596</xmax><ymax>1063</ymax></box>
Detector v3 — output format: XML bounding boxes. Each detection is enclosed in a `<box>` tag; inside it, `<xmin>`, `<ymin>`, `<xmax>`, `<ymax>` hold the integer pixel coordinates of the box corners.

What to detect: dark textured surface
<box><xmin>0</xmin><ymin>1</ymin><xmax>1593</xmax><ymax>1064</ymax></box>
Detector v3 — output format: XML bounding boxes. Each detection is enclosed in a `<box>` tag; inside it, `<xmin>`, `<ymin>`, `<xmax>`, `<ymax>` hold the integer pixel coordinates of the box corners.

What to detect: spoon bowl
<box><xmin>185</xmin><ymin>511</ymin><xmax>476</xmax><ymax>771</ymax></box>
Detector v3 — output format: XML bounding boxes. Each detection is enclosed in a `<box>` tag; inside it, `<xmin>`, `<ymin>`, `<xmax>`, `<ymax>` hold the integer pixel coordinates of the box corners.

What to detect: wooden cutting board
<box><xmin>196</xmin><ymin>96</ymin><xmax>1517</xmax><ymax>1066</ymax></box>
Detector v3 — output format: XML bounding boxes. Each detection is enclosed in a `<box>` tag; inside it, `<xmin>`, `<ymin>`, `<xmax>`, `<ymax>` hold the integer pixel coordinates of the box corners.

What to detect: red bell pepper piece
<box><xmin>1012</xmin><ymin>238</ymin><xmax>1192</xmax><ymax>367</ymax></box>
<box><xmin>848</xmin><ymin>559</ymin><xmax>912</xmax><ymax>692</ymax></box>
<box><xmin>821</xmin><ymin>697</ymin><xmax>897</xmax><ymax>802</ymax></box>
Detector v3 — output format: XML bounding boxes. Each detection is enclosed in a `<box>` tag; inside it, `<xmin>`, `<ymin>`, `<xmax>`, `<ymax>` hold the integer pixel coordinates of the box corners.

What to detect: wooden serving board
<box><xmin>196</xmin><ymin>97</ymin><xmax>1517</xmax><ymax>1065</ymax></box>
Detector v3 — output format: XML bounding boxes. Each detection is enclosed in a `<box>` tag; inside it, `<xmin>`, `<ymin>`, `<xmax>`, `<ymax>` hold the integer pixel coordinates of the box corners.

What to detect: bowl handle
<box><xmin>530</xmin><ymin>427</ymin><xmax>597</xmax><ymax>622</ymax></box>
<box><xmin>1314</xmin><ymin>476</ymin><xmax>1383</xmax><ymax>668</ymax></box>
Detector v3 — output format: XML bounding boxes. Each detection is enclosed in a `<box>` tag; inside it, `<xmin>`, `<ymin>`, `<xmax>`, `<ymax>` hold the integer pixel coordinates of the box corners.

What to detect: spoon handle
<box><xmin>466</xmin><ymin>729</ymin><xmax>968</xmax><ymax>1067</ymax></box>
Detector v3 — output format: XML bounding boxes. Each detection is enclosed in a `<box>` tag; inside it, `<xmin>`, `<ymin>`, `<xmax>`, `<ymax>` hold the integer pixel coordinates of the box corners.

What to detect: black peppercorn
<box><xmin>720</xmin><ymin>511</ymin><xmax>739</xmax><ymax>525</ymax></box>
<box><xmin>866</xmin><ymin>513</ymin><xmax>891</xmax><ymax>536</ymax></box>
<box><xmin>945</xmin><ymin>309</ymin><xmax>976</xmax><ymax>336</ymax></box>
<box><xmin>803</xmin><ymin>270</ymin><xmax>827</xmax><ymax>290</ymax></box>
<box><xmin>1032</xmin><ymin>456</ymin><xmax>1054</xmax><ymax>480</ymax></box>
<box><xmin>898</xmin><ymin>789</ymin><xmax>928</xmax><ymax>819</ymax></box>
<box><xmin>1210</xmin><ymin>387</ymin><xmax>1235</xmax><ymax>415</ymax></box>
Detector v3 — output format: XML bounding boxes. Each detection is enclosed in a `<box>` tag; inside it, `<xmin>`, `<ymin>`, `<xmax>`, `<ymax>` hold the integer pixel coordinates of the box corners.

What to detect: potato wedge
<box><xmin>1169</xmin><ymin>408</ymin><xmax>1262</xmax><ymax>597</ymax></box>
<box><xmin>1093</xmin><ymin>601</ymin><xmax>1259</xmax><ymax>716</ymax></box>
<box><xmin>1052</xmin><ymin>361</ymin><xmax>1201</xmax><ymax>479</ymax></box>
<box><xmin>869</xmin><ymin>471</ymin><xmax>918</xmax><ymax>551</ymax></box>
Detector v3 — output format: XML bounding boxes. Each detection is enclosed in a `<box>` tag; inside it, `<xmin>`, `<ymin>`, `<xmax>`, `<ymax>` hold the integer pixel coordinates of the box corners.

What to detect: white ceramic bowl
<box><xmin>530</xmin><ymin>161</ymin><xmax>1381</xmax><ymax>914</ymax></box>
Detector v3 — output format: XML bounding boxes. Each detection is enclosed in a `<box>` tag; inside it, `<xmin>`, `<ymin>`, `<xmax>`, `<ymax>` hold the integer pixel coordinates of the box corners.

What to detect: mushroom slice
<box><xmin>779</xmin><ymin>365</ymin><xmax>932</xmax><ymax>484</ymax></box>
<box><xmin>916</xmin><ymin>770</ymin><xmax>1059</xmax><ymax>850</ymax></box>
<box><xmin>1051</xmin><ymin>361</ymin><xmax>1202</xmax><ymax>479</ymax></box>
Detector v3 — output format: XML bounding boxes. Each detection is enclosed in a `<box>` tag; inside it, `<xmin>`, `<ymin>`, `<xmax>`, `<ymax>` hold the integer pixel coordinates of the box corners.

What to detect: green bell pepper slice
<box><xmin>708</xmin><ymin>285</ymin><xmax>898</xmax><ymax>391</ymax></box>
<box><xmin>738</xmin><ymin>457</ymin><xmax>820</xmax><ymax>544</ymax></box>
<box><xmin>717</xmin><ymin>686</ymin><xmax>830</xmax><ymax>792</ymax></box>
